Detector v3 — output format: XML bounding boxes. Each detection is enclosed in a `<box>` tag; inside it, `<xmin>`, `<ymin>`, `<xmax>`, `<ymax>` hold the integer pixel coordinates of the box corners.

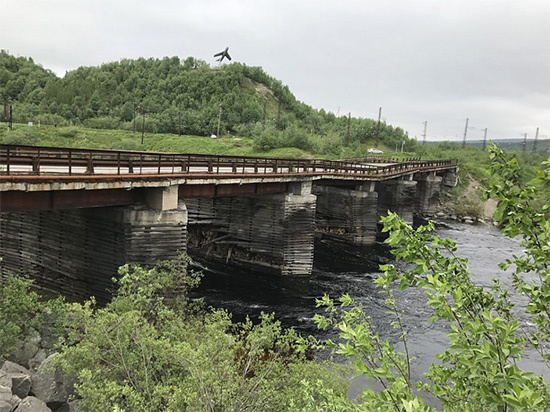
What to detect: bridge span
<box><xmin>0</xmin><ymin>144</ymin><xmax>457</xmax><ymax>298</ymax></box>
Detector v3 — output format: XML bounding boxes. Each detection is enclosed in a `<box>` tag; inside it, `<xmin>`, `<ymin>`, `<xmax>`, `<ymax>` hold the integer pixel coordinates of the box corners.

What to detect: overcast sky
<box><xmin>2</xmin><ymin>0</ymin><xmax>549</xmax><ymax>141</ymax></box>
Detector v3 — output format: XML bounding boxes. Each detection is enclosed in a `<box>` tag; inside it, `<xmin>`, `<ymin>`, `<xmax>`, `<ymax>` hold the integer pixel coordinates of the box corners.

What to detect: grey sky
<box><xmin>2</xmin><ymin>0</ymin><xmax>549</xmax><ymax>141</ymax></box>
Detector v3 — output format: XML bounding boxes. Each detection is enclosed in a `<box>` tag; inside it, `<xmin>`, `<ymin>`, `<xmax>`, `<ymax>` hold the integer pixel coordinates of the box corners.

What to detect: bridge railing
<box><xmin>0</xmin><ymin>144</ymin><xmax>457</xmax><ymax>179</ymax></box>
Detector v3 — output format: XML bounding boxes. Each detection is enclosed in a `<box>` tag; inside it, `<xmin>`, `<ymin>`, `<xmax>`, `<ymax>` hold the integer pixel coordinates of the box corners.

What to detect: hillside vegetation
<box><xmin>0</xmin><ymin>50</ymin><xmax>412</xmax><ymax>154</ymax></box>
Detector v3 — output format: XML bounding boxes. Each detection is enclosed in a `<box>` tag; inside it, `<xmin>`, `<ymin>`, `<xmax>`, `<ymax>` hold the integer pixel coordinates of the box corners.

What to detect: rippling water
<box><xmin>193</xmin><ymin>220</ymin><xmax>548</xmax><ymax>403</ymax></box>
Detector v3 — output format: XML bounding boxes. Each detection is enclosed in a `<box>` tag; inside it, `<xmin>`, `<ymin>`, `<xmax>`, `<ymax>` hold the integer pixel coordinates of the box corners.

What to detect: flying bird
<box><xmin>214</xmin><ymin>47</ymin><xmax>231</xmax><ymax>63</ymax></box>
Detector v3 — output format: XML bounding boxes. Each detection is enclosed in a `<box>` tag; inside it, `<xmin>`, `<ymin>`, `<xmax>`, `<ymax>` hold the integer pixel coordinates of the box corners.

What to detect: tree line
<box><xmin>0</xmin><ymin>50</ymin><xmax>413</xmax><ymax>152</ymax></box>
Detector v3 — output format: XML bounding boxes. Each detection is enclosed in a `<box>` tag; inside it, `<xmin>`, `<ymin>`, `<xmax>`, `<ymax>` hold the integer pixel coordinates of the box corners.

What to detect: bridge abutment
<box><xmin>313</xmin><ymin>182</ymin><xmax>379</xmax><ymax>246</ymax></box>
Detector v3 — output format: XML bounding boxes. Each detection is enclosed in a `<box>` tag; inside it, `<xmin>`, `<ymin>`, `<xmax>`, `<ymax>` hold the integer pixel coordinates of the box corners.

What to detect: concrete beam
<box><xmin>144</xmin><ymin>185</ymin><xmax>179</xmax><ymax>210</ymax></box>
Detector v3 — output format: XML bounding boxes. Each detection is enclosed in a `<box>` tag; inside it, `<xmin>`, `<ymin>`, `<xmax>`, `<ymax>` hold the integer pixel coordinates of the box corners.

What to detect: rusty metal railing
<box><xmin>0</xmin><ymin>144</ymin><xmax>457</xmax><ymax>180</ymax></box>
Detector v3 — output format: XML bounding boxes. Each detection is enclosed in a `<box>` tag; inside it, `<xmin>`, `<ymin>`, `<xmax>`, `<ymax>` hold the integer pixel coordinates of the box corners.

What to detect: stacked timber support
<box><xmin>313</xmin><ymin>183</ymin><xmax>379</xmax><ymax>246</ymax></box>
<box><xmin>376</xmin><ymin>178</ymin><xmax>418</xmax><ymax>225</ymax></box>
<box><xmin>0</xmin><ymin>205</ymin><xmax>187</xmax><ymax>299</ymax></box>
<box><xmin>415</xmin><ymin>172</ymin><xmax>443</xmax><ymax>215</ymax></box>
<box><xmin>184</xmin><ymin>181</ymin><xmax>316</xmax><ymax>275</ymax></box>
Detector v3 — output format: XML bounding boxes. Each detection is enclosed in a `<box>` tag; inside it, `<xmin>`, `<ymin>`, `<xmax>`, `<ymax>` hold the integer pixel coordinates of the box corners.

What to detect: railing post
<box><xmin>86</xmin><ymin>153</ymin><xmax>94</xmax><ymax>174</ymax></box>
<box><xmin>68</xmin><ymin>149</ymin><xmax>72</xmax><ymax>175</ymax></box>
<box><xmin>158</xmin><ymin>154</ymin><xmax>162</xmax><ymax>174</ymax></box>
<box><xmin>117</xmin><ymin>152</ymin><xmax>121</xmax><ymax>175</ymax></box>
<box><xmin>6</xmin><ymin>146</ymin><xmax>10</xmax><ymax>175</ymax></box>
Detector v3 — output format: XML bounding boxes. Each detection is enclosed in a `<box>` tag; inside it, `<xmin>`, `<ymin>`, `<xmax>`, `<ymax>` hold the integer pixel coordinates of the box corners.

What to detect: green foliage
<box><xmin>56</xmin><ymin>257</ymin><xmax>349</xmax><ymax>411</ymax></box>
<box><xmin>484</xmin><ymin>145</ymin><xmax>550</xmax><ymax>350</ymax></box>
<box><xmin>0</xmin><ymin>275</ymin><xmax>67</xmax><ymax>358</ymax></box>
<box><xmin>0</xmin><ymin>51</ymin><xmax>414</xmax><ymax>154</ymax></box>
<box><xmin>0</xmin><ymin>276</ymin><xmax>42</xmax><ymax>357</ymax></box>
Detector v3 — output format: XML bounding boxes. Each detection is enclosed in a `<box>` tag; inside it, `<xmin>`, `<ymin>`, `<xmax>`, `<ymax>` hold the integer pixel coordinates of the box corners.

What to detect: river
<box><xmin>194</xmin><ymin>220</ymin><xmax>548</xmax><ymax>404</ymax></box>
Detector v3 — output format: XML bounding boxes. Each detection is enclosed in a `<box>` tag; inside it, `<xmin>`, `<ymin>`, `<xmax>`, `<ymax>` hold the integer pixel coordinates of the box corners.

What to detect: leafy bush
<box><xmin>0</xmin><ymin>275</ymin><xmax>66</xmax><ymax>358</ymax></box>
<box><xmin>0</xmin><ymin>276</ymin><xmax>42</xmax><ymax>357</ymax></box>
<box><xmin>57</xmin><ymin>257</ymin><xmax>349</xmax><ymax>411</ymax></box>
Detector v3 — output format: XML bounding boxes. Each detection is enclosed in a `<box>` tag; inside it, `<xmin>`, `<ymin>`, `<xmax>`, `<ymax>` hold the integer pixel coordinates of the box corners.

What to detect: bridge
<box><xmin>0</xmin><ymin>144</ymin><xmax>457</xmax><ymax>298</ymax></box>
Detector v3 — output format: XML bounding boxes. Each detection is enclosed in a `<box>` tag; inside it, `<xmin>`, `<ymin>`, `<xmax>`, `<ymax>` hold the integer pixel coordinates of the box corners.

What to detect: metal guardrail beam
<box><xmin>0</xmin><ymin>144</ymin><xmax>457</xmax><ymax>181</ymax></box>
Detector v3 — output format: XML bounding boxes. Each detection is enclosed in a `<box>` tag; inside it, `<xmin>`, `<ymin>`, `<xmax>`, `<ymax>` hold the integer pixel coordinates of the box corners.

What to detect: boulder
<box><xmin>0</xmin><ymin>363</ymin><xmax>28</xmax><ymax>377</ymax></box>
<box><xmin>11</xmin><ymin>337</ymin><xmax>41</xmax><ymax>369</ymax></box>
<box><xmin>0</xmin><ymin>372</ymin><xmax>11</xmax><ymax>391</ymax></box>
<box><xmin>11</xmin><ymin>375</ymin><xmax>31</xmax><ymax>399</ymax></box>
<box><xmin>13</xmin><ymin>396</ymin><xmax>51</xmax><ymax>412</ymax></box>
<box><xmin>30</xmin><ymin>355</ymin><xmax>73</xmax><ymax>407</ymax></box>
<box><xmin>27</xmin><ymin>352</ymin><xmax>47</xmax><ymax>373</ymax></box>
<box><xmin>0</xmin><ymin>385</ymin><xmax>20</xmax><ymax>412</ymax></box>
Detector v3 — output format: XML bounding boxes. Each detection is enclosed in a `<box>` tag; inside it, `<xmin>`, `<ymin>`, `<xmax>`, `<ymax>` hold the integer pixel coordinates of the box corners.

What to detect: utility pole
<box><xmin>8</xmin><ymin>104</ymin><xmax>13</xmax><ymax>130</ymax></box>
<box><xmin>421</xmin><ymin>121</ymin><xmax>428</xmax><ymax>145</ymax></box>
<box><xmin>533</xmin><ymin>127</ymin><xmax>539</xmax><ymax>152</ymax></box>
<box><xmin>375</xmin><ymin>107</ymin><xmax>382</xmax><ymax>148</ymax></box>
<box><xmin>216</xmin><ymin>103</ymin><xmax>222</xmax><ymax>138</ymax></box>
<box><xmin>345</xmin><ymin>112</ymin><xmax>351</xmax><ymax>147</ymax></box>
<box><xmin>141</xmin><ymin>108</ymin><xmax>146</xmax><ymax>144</ymax></box>
<box><xmin>133</xmin><ymin>104</ymin><xmax>136</xmax><ymax>134</ymax></box>
<box><xmin>262</xmin><ymin>101</ymin><xmax>267</xmax><ymax>130</ymax></box>
<box><xmin>482</xmin><ymin>128</ymin><xmax>488</xmax><ymax>150</ymax></box>
<box><xmin>523</xmin><ymin>132</ymin><xmax>527</xmax><ymax>152</ymax></box>
<box><xmin>276</xmin><ymin>100</ymin><xmax>281</xmax><ymax>130</ymax></box>
<box><xmin>462</xmin><ymin>118</ymin><xmax>469</xmax><ymax>148</ymax></box>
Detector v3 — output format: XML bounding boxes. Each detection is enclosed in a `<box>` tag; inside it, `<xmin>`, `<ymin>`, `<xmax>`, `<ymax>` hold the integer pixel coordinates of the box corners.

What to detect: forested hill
<box><xmin>0</xmin><ymin>50</ymin><xmax>411</xmax><ymax>151</ymax></box>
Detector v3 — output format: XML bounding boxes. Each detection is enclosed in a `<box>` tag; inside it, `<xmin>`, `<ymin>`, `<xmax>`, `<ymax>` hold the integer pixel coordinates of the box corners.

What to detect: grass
<box><xmin>0</xmin><ymin>124</ymin><xmax>318</xmax><ymax>159</ymax></box>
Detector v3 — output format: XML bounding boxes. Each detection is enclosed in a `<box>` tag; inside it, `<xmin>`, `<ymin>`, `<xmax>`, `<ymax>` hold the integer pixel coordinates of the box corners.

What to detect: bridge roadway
<box><xmin>0</xmin><ymin>144</ymin><xmax>456</xmax><ymax>212</ymax></box>
<box><xmin>0</xmin><ymin>144</ymin><xmax>457</xmax><ymax>294</ymax></box>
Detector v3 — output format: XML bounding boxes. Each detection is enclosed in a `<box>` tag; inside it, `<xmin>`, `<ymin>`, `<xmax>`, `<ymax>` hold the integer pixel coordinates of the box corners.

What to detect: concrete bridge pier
<box><xmin>376</xmin><ymin>177</ymin><xmax>418</xmax><ymax>225</ymax></box>
<box><xmin>313</xmin><ymin>181</ymin><xmax>379</xmax><ymax>246</ymax></box>
<box><xmin>183</xmin><ymin>181</ymin><xmax>316</xmax><ymax>275</ymax></box>
<box><xmin>415</xmin><ymin>172</ymin><xmax>443</xmax><ymax>216</ymax></box>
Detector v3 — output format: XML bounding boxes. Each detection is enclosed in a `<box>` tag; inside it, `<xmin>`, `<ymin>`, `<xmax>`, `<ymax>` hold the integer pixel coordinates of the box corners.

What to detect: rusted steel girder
<box><xmin>178</xmin><ymin>182</ymin><xmax>288</xmax><ymax>198</ymax></box>
<box><xmin>0</xmin><ymin>188</ymin><xmax>141</xmax><ymax>212</ymax></box>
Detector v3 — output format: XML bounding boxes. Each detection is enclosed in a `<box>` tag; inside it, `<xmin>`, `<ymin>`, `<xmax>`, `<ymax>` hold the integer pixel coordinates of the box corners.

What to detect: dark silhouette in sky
<box><xmin>214</xmin><ymin>47</ymin><xmax>231</xmax><ymax>62</ymax></box>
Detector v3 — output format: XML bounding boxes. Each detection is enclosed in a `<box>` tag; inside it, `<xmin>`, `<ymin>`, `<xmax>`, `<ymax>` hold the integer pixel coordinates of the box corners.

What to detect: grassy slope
<box><xmin>0</xmin><ymin>123</ymin><xmax>314</xmax><ymax>159</ymax></box>
<box><xmin>0</xmin><ymin>123</ymin><xmax>400</xmax><ymax>160</ymax></box>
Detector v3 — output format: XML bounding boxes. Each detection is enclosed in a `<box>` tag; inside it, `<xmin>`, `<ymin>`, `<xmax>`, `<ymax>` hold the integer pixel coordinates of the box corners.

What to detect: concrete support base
<box><xmin>184</xmin><ymin>182</ymin><xmax>316</xmax><ymax>275</ymax></box>
<box><xmin>313</xmin><ymin>185</ymin><xmax>379</xmax><ymax>246</ymax></box>
<box><xmin>0</xmin><ymin>205</ymin><xmax>187</xmax><ymax>299</ymax></box>
<box><xmin>376</xmin><ymin>179</ymin><xmax>418</xmax><ymax>225</ymax></box>
<box><xmin>415</xmin><ymin>173</ymin><xmax>443</xmax><ymax>215</ymax></box>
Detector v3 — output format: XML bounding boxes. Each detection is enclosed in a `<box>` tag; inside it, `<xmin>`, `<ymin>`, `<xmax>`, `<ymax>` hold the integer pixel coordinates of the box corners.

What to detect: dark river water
<box><xmin>194</xmin><ymin>220</ymin><xmax>549</xmax><ymax>403</ymax></box>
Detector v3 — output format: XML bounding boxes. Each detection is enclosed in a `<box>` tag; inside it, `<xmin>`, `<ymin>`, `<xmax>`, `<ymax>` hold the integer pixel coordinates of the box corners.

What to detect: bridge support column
<box><xmin>376</xmin><ymin>178</ymin><xmax>418</xmax><ymax>225</ymax></box>
<box><xmin>115</xmin><ymin>205</ymin><xmax>187</xmax><ymax>266</ymax></box>
<box><xmin>313</xmin><ymin>182</ymin><xmax>379</xmax><ymax>246</ymax></box>
<box><xmin>415</xmin><ymin>172</ymin><xmax>443</xmax><ymax>215</ymax></box>
<box><xmin>184</xmin><ymin>181</ymin><xmax>316</xmax><ymax>275</ymax></box>
<box><xmin>0</xmin><ymin>203</ymin><xmax>187</xmax><ymax>300</ymax></box>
